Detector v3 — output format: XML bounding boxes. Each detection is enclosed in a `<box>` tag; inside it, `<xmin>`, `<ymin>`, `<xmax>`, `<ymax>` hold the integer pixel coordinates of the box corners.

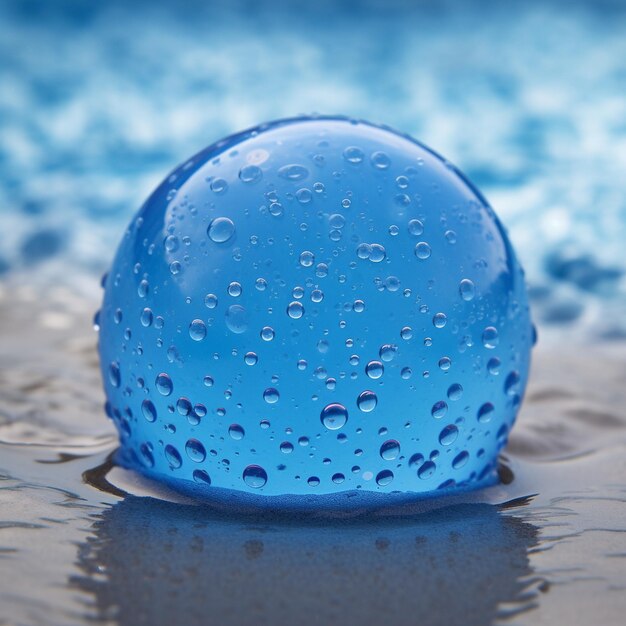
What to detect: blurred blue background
<box><xmin>1</xmin><ymin>0</ymin><xmax>626</xmax><ymax>336</ymax></box>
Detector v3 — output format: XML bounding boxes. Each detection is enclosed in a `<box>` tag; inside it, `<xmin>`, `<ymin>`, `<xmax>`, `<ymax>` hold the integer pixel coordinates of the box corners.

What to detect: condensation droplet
<box><xmin>261</xmin><ymin>326</ymin><xmax>275</xmax><ymax>341</ymax></box>
<box><xmin>343</xmin><ymin>146</ymin><xmax>365</xmax><ymax>163</ymax></box>
<box><xmin>244</xmin><ymin>351</ymin><xmax>258</xmax><ymax>365</ymax></box>
<box><xmin>447</xmin><ymin>383</ymin><xmax>463</xmax><ymax>401</ymax></box>
<box><xmin>439</xmin><ymin>424</ymin><xmax>459</xmax><ymax>446</ymax></box>
<box><xmin>165</xmin><ymin>444</ymin><xmax>182</xmax><ymax>468</ymax></box>
<box><xmin>300</xmin><ymin>250</ymin><xmax>315</xmax><ymax>267</ymax></box>
<box><xmin>488</xmin><ymin>357</ymin><xmax>501</xmax><ymax>375</ymax></box>
<box><xmin>431</xmin><ymin>400</ymin><xmax>448</xmax><ymax>418</ymax></box>
<box><xmin>320</xmin><ymin>403</ymin><xmax>348</xmax><ymax>430</ymax></box>
<box><xmin>189</xmin><ymin>319</ymin><xmax>207</xmax><ymax>341</ymax></box>
<box><xmin>414</xmin><ymin>242</ymin><xmax>432</xmax><ymax>260</ymax></box>
<box><xmin>108</xmin><ymin>362</ymin><xmax>120</xmax><ymax>387</ymax></box>
<box><xmin>210</xmin><ymin>178</ymin><xmax>228</xmax><ymax>194</ymax></box>
<box><xmin>459</xmin><ymin>278</ymin><xmax>475</xmax><ymax>301</ymax></box>
<box><xmin>477</xmin><ymin>402</ymin><xmax>495</xmax><ymax>423</ymax></box>
<box><xmin>263</xmin><ymin>387</ymin><xmax>280</xmax><ymax>404</ymax></box>
<box><xmin>452</xmin><ymin>451</ymin><xmax>469</xmax><ymax>469</ymax></box>
<box><xmin>408</xmin><ymin>219</ymin><xmax>424</xmax><ymax>236</ymax></box>
<box><xmin>239</xmin><ymin>164</ymin><xmax>263</xmax><ymax>183</ymax></box>
<box><xmin>141</xmin><ymin>399</ymin><xmax>156</xmax><ymax>423</ymax></box>
<box><xmin>140</xmin><ymin>307</ymin><xmax>153</xmax><ymax>327</ymax></box>
<box><xmin>366</xmin><ymin>360</ymin><xmax>384</xmax><ymax>379</ymax></box>
<box><xmin>370</xmin><ymin>151</ymin><xmax>391</xmax><ymax>169</ymax></box>
<box><xmin>357</xmin><ymin>390</ymin><xmax>378</xmax><ymax>412</ymax></box>
<box><xmin>225</xmin><ymin>304</ymin><xmax>248</xmax><ymax>334</ymax></box>
<box><xmin>482</xmin><ymin>326</ymin><xmax>499</xmax><ymax>349</ymax></box>
<box><xmin>185</xmin><ymin>438</ymin><xmax>207</xmax><ymax>462</ymax></box>
<box><xmin>380</xmin><ymin>439</ymin><xmax>400</xmax><ymax>460</ymax></box>
<box><xmin>228</xmin><ymin>281</ymin><xmax>242</xmax><ymax>297</ymax></box>
<box><xmin>504</xmin><ymin>371</ymin><xmax>521</xmax><ymax>396</ymax></box>
<box><xmin>207</xmin><ymin>217</ymin><xmax>235</xmax><ymax>243</ymax></box>
<box><xmin>369</xmin><ymin>244</ymin><xmax>386</xmax><ymax>263</ymax></box>
<box><xmin>278</xmin><ymin>164</ymin><xmax>309</xmax><ymax>181</ymax></box>
<box><xmin>418</xmin><ymin>461</ymin><xmax>436</xmax><ymax>479</ymax></box>
<box><xmin>155</xmin><ymin>373</ymin><xmax>173</xmax><ymax>396</ymax></box>
<box><xmin>376</xmin><ymin>470</ymin><xmax>394</xmax><ymax>486</ymax></box>
<box><xmin>287</xmin><ymin>301</ymin><xmax>304</xmax><ymax>319</ymax></box>
<box><xmin>433</xmin><ymin>313</ymin><xmax>447</xmax><ymax>328</ymax></box>
<box><xmin>400</xmin><ymin>326</ymin><xmax>413</xmax><ymax>340</ymax></box>
<box><xmin>193</xmin><ymin>469</ymin><xmax>211</xmax><ymax>485</ymax></box>
<box><xmin>229</xmin><ymin>424</ymin><xmax>245</xmax><ymax>440</ymax></box>
<box><xmin>243</xmin><ymin>465</ymin><xmax>267</xmax><ymax>488</ymax></box>
<box><xmin>379</xmin><ymin>344</ymin><xmax>397</xmax><ymax>362</ymax></box>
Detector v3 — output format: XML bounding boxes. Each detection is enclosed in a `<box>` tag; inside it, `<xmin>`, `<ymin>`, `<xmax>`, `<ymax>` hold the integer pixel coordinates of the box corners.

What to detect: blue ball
<box><xmin>98</xmin><ymin>116</ymin><xmax>533</xmax><ymax>505</ymax></box>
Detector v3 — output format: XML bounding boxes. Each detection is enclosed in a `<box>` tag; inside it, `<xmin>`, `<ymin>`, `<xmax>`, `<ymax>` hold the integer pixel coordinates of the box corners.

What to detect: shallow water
<box><xmin>2</xmin><ymin>0</ymin><xmax>626</xmax><ymax>623</ymax></box>
<box><xmin>1</xmin><ymin>280</ymin><xmax>625</xmax><ymax>625</ymax></box>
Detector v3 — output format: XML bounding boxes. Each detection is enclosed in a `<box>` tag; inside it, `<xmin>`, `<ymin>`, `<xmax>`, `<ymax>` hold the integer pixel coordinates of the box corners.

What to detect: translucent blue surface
<box><xmin>98</xmin><ymin>116</ymin><xmax>533</xmax><ymax>501</ymax></box>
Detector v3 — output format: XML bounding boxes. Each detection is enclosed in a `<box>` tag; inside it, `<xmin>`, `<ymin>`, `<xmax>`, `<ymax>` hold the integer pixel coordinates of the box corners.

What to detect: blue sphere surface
<box><xmin>98</xmin><ymin>116</ymin><xmax>533</xmax><ymax>506</ymax></box>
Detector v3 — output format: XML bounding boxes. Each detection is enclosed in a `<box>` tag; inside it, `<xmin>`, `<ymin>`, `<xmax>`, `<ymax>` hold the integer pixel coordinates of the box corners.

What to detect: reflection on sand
<box><xmin>72</xmin><ymin>496</ymin><xmax>539</xmax><ymax>626</ymax></box>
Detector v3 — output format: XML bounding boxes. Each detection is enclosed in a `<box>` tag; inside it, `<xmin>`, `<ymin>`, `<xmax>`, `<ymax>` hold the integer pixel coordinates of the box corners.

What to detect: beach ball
<box><xmin>97</xmin><ymin>116</ymin><xmax>533</xmax><ymax>505</ymax></box>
